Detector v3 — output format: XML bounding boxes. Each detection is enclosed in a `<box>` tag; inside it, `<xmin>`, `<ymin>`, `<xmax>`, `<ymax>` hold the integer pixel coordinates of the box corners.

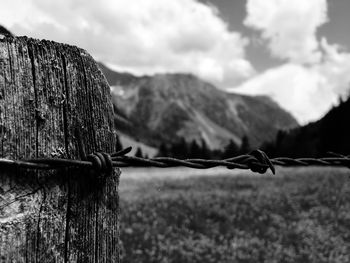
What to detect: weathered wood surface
<box><xmin>0</xmin><ymin>36</ymin><xmax>120</xmax><ymax>262</ymax></box>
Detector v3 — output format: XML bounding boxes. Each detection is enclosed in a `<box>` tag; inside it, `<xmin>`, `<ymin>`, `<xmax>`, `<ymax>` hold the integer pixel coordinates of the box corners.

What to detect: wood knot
<box><xmin>35</xmin><ymin>109</ymin><xmax>46</xmax><ymax>127</ymax></box>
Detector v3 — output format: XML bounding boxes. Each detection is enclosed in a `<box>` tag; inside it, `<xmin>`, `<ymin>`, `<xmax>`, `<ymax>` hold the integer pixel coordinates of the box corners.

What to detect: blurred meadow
<box><xmin>119</xmin><ymin>167</ymin><xmax>350</xmax><ymax>263</ymax></box>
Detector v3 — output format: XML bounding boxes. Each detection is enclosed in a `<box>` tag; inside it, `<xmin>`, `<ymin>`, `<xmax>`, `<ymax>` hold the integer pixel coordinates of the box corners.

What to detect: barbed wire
<box><xmin>0</xmin><ymin>147</ymin><xmax>349</xmax><ymax>175</ymax></box>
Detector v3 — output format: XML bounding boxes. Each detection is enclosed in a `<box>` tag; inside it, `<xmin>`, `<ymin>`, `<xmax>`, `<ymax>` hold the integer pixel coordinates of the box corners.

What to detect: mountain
<box><xmin>98</xmin><ymin>63</ymin><xmax>137</xmax><ymax>86</ymax></box>
<box><xmin>98</xmin><ymin>63</ymin><xmax>298</xmax><ymax>150</ymax></box>
<box><xmin>263</xmin><ymin>96</ymin><xmax>350</xmax><ymax>157</ymax></box>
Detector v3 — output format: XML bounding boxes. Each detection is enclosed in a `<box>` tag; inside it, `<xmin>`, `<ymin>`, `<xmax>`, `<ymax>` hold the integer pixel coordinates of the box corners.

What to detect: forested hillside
<box><xmin>263</xmin><ymin>96</ymin><xmax>350</xmax><ymax>157</ymax></box>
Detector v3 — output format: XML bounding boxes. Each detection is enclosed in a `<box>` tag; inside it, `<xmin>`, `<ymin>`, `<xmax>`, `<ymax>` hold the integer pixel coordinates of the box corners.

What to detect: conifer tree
<box><xmin>223</xmin><ymin>139</ymin><xmax>239</xmax><ymax>158</ymax></box>
<box><xmin>171</xmin><ymin>138</ymin><xmax>189</xmax><ymax>158</ymax></box>
<box><xmin>200</xmin><ymin>139</ymin><xmax>211</xmax><ymax>159</ymax></box>
<box><xmin>135</xmin><ymin>147</ymin><xmax>143</xmax><ymax>158</ymax></box>
<box><xmin>189</xmin><ymin>140</ymin><xmax>201</xmax><ymax>158</ymax></box>
<box><xmin>157</xmin><ymin>143</ymin><xmax>169</xmax><ymax>157</ymax></box>
<box><xmin>239</xmin><ymin>135</ymin><xmax>251</xmax><ymax>154</ymax></box>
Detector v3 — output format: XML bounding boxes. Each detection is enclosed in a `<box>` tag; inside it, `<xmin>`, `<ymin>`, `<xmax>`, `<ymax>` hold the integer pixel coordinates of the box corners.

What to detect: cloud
<box><xmin>234</xmin><ymin>64</ymin><xmax>329</xmax><ymax>124</ymax></box>
<box><xmin>232</xmin><ymin>0</ymin><xmax>350</xmax><ymax>124</ymax></box>
<box><xmin>0</xmin><ymin>0</ymin><xmax>255</xmax><ymax>86</ymax></box>
<box><xmin>244</xmin><ymin>0</ymin><xmax>328</xmax><ymax>64</ymax></box>
<box><xmin>317</xmin><ymin>38</ymin><xmax>350</xmax><ymax>96</ymax></box>
<box><xmin>234</xmin><ymin>38</ymin><xmax>350</xmax><ymax>124</ymax></box>
<box><xmin>2</xmin><ymin>0</ymin><xmax>349</xmax><ymax>124</ymax></box>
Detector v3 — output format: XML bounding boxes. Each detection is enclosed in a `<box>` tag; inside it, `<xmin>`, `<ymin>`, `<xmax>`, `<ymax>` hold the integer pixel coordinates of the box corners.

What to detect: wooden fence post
<box><xmin>0</xmin><ymin>36</ymin><xmax>120</xmax><ymax>262</ymax></box>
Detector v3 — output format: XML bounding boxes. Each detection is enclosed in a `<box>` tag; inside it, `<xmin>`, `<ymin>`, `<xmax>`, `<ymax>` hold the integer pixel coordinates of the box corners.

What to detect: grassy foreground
<box><xmin>119</xmin><ymin>167</ymin><xmax>350</xmax><ymax>263</ymax></box>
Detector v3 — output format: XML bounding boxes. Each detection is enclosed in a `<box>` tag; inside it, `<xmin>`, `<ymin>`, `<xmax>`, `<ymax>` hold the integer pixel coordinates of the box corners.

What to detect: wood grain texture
<box><xmin>0</xmin><ymin>36</ymin><xmax>120</xmax><ymax>262</ymax></box>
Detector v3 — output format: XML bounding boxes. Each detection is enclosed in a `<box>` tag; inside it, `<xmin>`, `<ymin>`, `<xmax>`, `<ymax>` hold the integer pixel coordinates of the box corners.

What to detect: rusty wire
<box><xmin>0</xmin><ymin>147</ymin><xmax>349</xmax><ymax>175</ymax></box>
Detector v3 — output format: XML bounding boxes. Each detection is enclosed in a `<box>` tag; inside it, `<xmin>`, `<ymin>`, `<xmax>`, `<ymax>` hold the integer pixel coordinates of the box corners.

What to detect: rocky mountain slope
<box><xmin>99</xmin><ymin>63</ymin><xmax>298</xmax><ymax>150</ymax></box>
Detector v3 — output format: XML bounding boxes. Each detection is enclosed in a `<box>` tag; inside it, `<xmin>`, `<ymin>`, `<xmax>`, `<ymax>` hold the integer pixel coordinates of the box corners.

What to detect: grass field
<box><xmin>119</xmin><ymin>167</ymin><xmax>350</xmax><ymax>263</ymax></box>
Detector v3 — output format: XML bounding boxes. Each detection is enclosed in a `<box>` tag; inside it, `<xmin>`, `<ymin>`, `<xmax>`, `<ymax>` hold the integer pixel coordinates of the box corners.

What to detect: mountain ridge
<box><xmin>99</xmin><ymin>63</ymin><xmax>298</xmax><ymax>150</ymax></box>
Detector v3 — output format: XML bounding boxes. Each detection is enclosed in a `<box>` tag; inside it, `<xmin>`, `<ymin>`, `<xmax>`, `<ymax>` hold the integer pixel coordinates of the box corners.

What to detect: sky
<box><xmin>1</xmin><ymin>0</ymin><xmax>350</xmax><ymax>124</ymax></box>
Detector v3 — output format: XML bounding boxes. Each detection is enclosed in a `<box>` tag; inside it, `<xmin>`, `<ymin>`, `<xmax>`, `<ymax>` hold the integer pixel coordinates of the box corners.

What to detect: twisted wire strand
<box><xmin>1</xmin><ymin>147</ymin><xmax>350</xmax><ymax>175</ymax></box>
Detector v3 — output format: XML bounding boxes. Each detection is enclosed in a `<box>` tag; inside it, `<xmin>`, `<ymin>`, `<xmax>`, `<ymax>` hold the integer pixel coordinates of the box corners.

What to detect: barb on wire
<box><xmin>1</xmin><ymin>147</ymin><xmax>350</xmax><ymax>175</ymax></box>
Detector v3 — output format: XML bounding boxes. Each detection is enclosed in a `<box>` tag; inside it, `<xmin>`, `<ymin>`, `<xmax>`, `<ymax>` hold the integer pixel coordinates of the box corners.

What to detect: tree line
<box><xmin>116</xmin><ymin>134</ymin><xmax>252</xmax><ymax>159</ymax></box>
<box><xmin>157</xmin><ymin>136</ymin><xmax>251</xmax><ymax>159</ymax></box>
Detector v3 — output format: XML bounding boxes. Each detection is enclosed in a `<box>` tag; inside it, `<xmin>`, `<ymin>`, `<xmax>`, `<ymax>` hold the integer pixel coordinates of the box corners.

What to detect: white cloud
<box><xmin>234</xmin><ymin>38</ymin><xmax>350</xmax><ymax>124</ymax></box>
<box><xmin>2</xmin><ymin>0</ymin><xmax>350</xmax><ymax>125</ymax></box>
<box><xmin>234</xmin><ymin>64</ymin><xmax>330</xmax><ymax>124</ymax></box>
<box><xmin>244</xmin><ymin>0</ymin><xmax>328</xmax><ymax>64</ymax></box>
<box><xmin>317</xmin><ymin>38</ymin><xmax>350</xmax><ymax>96</ymax></box>
<box><xmin>0</xmin><ymin>0</ymin><xmax>255</xmax><ymax>86</ymax></box>
<box><xmin>233</xmin><ymin>0</ymin><xmax>350</xmax><ymax>124</ymax></box>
